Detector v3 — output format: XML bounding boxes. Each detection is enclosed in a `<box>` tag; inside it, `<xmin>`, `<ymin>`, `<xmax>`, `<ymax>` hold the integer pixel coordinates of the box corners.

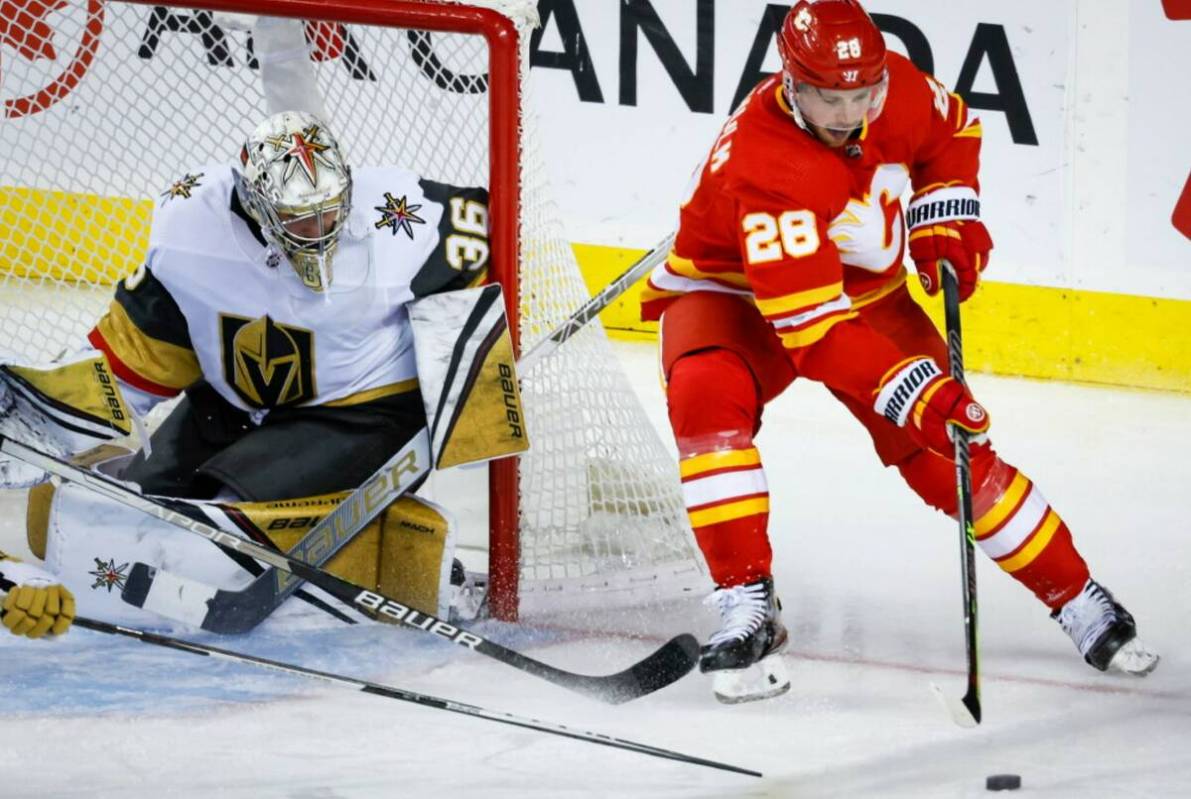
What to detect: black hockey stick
<box><xmin>123</xmin><ymin>233</ymin><xmax>677</xmax><ymax>633</ymax></box>
<box><xmin>121</xmin><ymin>430</ymin><xmax>431</xmax><ymax>633</ymax></box>
<box><xmin>3</xmin><ymin>603</ymin><xmax>753</xmax><ymax>778</ymax></box>
<box><xmin>0</xmin><ymin>436</ymin><xmax>699</xmax><ymax>704</ymax></box>
<box><xmin>931</xmin><ymin>264</ymin><xmax>982</xmax><ymax>728</ymax></box>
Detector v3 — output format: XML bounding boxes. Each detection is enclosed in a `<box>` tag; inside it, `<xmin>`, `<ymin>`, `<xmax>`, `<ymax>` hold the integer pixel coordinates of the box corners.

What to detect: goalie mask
<box><xmin>238</xmin><ymin>110</ymin><xmax>352</xmax><ymax>292</ymax></box>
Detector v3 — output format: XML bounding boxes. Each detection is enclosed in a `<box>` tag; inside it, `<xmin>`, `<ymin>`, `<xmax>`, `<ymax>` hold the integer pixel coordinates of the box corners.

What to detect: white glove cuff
<box><xmin>907</xmin><ymin>186</ymin><xmax>980</xmax><ymax>229</ymax></box>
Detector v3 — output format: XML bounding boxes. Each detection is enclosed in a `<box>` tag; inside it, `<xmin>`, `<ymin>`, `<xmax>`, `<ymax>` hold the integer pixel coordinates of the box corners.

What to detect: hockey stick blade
<box><xmin>0</xmin><ymin>435</ymin><xmax>699</xmax><ymax>704</ymax></box>
<box><xmin>929</xmin><ymin>682</ymin><xmax>980</xmax><ymax>728</ymax></box>
<box><xmin>63</xmin><ymin>613</ymin><xmax>757</xmax><ymax>777</ymax></box>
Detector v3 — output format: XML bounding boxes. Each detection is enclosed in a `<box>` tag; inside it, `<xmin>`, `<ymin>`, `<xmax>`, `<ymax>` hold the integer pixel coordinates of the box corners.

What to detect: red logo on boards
<box><xmin>0</xmin><ymin>0</ymin><xmax>105</xmax><ymax>118</ymax></box>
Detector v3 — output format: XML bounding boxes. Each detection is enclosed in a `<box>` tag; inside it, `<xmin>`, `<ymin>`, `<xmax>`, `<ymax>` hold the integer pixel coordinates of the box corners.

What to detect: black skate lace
<box><xmin>704</xmin><ymin>583</ymin><xmax>768</xmax><ymax>646</ymax></box>
<box><xmin>1057</xmin><ymin>581</ymin><xmax>1116</xmax><ymax>657</ymax></box>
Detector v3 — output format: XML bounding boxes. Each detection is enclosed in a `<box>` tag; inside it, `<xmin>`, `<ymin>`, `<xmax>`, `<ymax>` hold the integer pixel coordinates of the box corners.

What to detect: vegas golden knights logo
<box><xmin>220</xmin><ymin>314</ymin><xmax>316</xmax><ymax>408</ymax></box>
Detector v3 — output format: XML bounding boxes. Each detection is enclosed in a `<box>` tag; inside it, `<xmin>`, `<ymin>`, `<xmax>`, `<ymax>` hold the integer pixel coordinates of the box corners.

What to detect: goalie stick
<box><xmin>930</xmin><ymin>263</ymin><xmax>982</xmax><ymax>729</ymax></box>
<box><xmin>0</xmin><ymin>589</ymin><xmax>756</xmax><ymax>778</ymax></box>
<box><xmin>118</xmin><ymin>232</ymin><xmax>678</xmax><ymax>634</ymax></box>
<box><xmin>0</xmin><ymin>435</ymin><xmax>700</xmax><ymax>705</ymax></box>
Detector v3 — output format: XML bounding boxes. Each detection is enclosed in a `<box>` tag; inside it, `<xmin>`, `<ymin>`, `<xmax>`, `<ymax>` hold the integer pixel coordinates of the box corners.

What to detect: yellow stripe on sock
<box><xmin>974</xmin><ymin>472</ymin><xmax>1031</xmax><ymax>538</ymax></box>
<box><xmin>688</xmin><ymin>496</ymin><xmax>769</xmax><ymax>528</ymax></box>
<box><xmin>998</xmin><ymin>510</ymin><xmax>1061</xmax><ymax>573</ymax></box>
<box><xmin>680</xmin><ymin>448</ymin><xmax>760</xmax><ymax>479</ymax></box>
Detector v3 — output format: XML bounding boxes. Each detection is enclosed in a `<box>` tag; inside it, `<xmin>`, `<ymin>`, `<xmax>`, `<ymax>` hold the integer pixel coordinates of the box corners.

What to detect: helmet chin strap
<box><xmin>781</xmin><ymin>74</ymin><xmax>812</xmax><ymax>134</ymax></box>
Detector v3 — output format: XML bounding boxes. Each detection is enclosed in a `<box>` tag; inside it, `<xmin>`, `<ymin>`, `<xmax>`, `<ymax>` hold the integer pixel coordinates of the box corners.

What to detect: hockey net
<box><xmin>0</xmin><ymin>0</ymin><xmax>707</xmax><ymax>618</ymax></box>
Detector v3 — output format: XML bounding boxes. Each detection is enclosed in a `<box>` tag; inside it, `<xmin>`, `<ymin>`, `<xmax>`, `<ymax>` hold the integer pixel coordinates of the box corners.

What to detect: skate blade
<box><xmin>1109</xmin><ymin>640</ymin><xmax>1160</xmax><ymax>676</ymax></box>
<box><xmin>711</xmin><ymin>657</ymin><xmax>791</xmax><ymax>705</ymax></box>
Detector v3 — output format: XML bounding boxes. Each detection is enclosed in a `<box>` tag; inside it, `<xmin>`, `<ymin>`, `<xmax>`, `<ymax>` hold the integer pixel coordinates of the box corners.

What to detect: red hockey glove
<box><xmin>873</xmin><ymin>357</ymin><xmax>990</xmax><ymax>455</ymax></box>
<box><xmin>907</xmin><ymin>186</ymin><xmax>992</xmax><ymax>302</ymax></box>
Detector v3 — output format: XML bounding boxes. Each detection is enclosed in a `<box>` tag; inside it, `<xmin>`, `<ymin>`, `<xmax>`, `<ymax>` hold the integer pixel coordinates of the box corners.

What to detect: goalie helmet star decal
<box><xmin>265</xmin><ymin>124</ymin><xmax>335</xmax><ymax>188</ymax></box>
<box><xmin>374</xmin><ymin>192</ymin><xmax>426</xmax><ymax>239</ymax></box>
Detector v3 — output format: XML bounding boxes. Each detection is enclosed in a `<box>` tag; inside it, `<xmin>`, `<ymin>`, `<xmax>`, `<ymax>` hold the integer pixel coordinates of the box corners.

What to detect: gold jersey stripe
<box><xmin>954</xmin><ymin>121</ymin><xmax>984</xmax><ymax>140</ymax></box>
<box><xmin>679</xmin><ymin>447</ymin><xmax>761</xmax><ymax>479</ymax></box>
<box><xmin>688</xmin><ymin>496</ymin><xmax>770</xmax><ymax>528</ymax></box>
<box><xmin>755</xmin><ymin>282</ymin><xmax>844</xmax><ymax>318</ymax></box>
<box><xmin>322</xmin><ymin>378</ymin><xmax>420</xmax><ymax>407</ymax></box>
<box><xmin>849</xmin><ymin>269</ymin><xmax>908</xmax><ymax>310</ymax></box>
<box><xmin>667</xmin><ymin>252</ymin><xmax>753</xmax><ymax>289</ymax></box>
<box><xmin>777</xmin><ymin>310</ymin><xmax>856</xmax><ymax>349</ymax></box>
<box><xmin>95</xmin><ymin>300</ymin><xmax>200</xmax><ymax>390</ymax></box>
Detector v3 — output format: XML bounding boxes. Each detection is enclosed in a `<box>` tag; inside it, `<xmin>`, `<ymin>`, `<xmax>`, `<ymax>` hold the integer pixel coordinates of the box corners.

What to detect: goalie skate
<box><xmin>700</xmin><ymin>579</ymin><xmax>791</xmax><ymax>704</ymax></box>
<box><xmin>1053</xmin><ymin>579</ymin><xmax>1159</xmax><ymax>676</ymax></box>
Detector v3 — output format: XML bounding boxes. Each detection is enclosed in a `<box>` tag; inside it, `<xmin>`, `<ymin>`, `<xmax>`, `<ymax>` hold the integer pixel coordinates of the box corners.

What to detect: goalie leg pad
<box><xmin>43</xmin><ymin>482</ymin><xmax>252</xmax><ymax>628</ymax></box>
<box><xmin>377</xmin><ymin>495</ymin><xmax>458</xmax><ymax>620</ymax></box>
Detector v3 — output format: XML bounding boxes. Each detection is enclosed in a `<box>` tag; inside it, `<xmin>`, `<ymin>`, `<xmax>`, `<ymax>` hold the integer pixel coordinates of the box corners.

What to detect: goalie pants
<box><xmin>121</xmin><ymin>381</ymin><xmax>427</xmax><ymax>501</ymax></box>
<box><xmin>661</xmin><ymin>287</ymin><xmax>1089</xmax><ymax>609</ymax></box>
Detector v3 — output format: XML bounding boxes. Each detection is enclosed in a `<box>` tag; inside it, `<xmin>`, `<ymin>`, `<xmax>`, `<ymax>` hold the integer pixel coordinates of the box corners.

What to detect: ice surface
<box><xmin>2</xmin><ymin>340</ymin><xmax>1188</xmax><ymax>798</ymax></box>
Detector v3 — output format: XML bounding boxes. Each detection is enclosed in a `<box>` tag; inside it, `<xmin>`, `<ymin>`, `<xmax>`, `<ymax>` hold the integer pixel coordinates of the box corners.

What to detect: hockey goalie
<box><xmin>0</xmin><ymin>19</ymin><xmax>523</xmax><ymax>638</ymax></box>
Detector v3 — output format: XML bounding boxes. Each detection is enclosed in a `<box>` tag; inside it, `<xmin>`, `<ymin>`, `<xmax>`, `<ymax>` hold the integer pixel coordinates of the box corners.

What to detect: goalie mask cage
<box><xmin>0</xmin><ymin>0</ymin><xmax>707</xmax><ymax>619</ymax></box>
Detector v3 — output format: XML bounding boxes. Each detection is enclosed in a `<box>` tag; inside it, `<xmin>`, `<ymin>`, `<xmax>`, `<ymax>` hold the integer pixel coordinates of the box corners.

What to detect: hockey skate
<box><xmin>448</xmin><ymin>559</ymin><xmax>489</xmax><ymax>623</ymax></box>
<box><xmin>1053</xmin><ymin>579</ymin><xmax>1159</xmax><ymax>676</ymax></box>
<box><xmin>700</xmin><ymin>578</ymin><xmax>791</xmax><ymax>704</ymax></box>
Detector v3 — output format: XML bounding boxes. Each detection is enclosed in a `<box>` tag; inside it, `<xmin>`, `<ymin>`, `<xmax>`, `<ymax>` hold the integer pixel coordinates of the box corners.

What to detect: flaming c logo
<box><xmin>0</xmin><ymin>0</ymin><xmax>104</xmax><ymax>118</ymax></box>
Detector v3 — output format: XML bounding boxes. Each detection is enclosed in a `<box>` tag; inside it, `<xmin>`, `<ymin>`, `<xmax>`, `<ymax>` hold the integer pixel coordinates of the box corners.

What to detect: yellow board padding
<box><xmin>0</xmin><ymin>187</ymin><xmax>151</xmax><ymax>284</ymax></box>
<box><xmin>571</xmin><ymin>241</ymin><xmax>1191</xmax><ymax>394</ymax></box>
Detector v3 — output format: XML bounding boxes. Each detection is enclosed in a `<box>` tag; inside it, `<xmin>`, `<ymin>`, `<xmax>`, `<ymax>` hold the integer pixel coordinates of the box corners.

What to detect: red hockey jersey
<box><xmin>642</xmin><ymin>51</ymin><xmax>982</xmax><ymax>354</ymax></box>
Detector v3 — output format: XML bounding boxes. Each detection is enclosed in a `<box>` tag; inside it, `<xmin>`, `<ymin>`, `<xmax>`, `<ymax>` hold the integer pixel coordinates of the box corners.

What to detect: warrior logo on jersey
<box><xmin>374</xmin><ymin>192</ymin><xmax>426</xmax><ymax>239</ymax></box>
<box><xmin>220</xmin><ymin>314</ymin><xmax>316</xmax><ymax>409</ymax></box>
<box><xmin>88</xmin><ymin>557</ymin><xmax>128</xmax><ymax>592</ymax></box>
<box><xmin>161</xmin><ymin>173</ymin><xmax>203</xmax><ymax>202</ymax></box>
<box><xmin>266</xmin><ymin>124</ymin><xmax>334</xmax><ymax>188</ymax></box>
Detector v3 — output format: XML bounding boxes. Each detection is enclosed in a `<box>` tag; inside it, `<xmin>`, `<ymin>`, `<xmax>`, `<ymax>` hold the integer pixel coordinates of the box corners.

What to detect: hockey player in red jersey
<box><xmin>643</xmin><ymin>0</ymin><xmax>1158</xmax><ymax>702</ymax></box>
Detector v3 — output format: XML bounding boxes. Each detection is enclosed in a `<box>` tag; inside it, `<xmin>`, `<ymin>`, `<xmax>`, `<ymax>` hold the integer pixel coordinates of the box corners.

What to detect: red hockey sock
<box><xmin>668</xmin><ymin>349</ymin><xmax>772</xmax><ymax>586</ymax></box>
<box><xmin>898</xmin><ymin>449</ymin><xmax>1090</xmax><ymax>608</ymax></box>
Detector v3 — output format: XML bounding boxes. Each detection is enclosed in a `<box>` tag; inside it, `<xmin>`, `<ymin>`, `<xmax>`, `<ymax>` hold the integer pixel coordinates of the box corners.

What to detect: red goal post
<box><xmin>0</xmin><ymin>0</ymin><xmax>707</xmax><ymax>620</ymax></box>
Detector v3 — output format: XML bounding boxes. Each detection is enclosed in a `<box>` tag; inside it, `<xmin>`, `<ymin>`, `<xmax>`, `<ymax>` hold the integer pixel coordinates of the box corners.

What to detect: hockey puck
<box><xmin>986</xmin><ymin>774</ymin><xmax>1022</xmax><ymax>791</ymax></box>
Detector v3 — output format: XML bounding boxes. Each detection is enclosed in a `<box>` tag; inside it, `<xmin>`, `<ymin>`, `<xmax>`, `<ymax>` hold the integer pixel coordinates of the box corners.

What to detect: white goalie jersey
<box><xmin>90</xmin><ymin>165</ymin><xmax>489</xmax><ymax>416</ymax></box>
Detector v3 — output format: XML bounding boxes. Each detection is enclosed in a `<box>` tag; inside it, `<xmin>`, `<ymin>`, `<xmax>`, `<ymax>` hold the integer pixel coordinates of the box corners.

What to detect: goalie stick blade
<box><xmin>70</xmin><ymin>616</ymin><xmax>760</xmax><ymax>777</ymax></box>
<box><xmin>123</xmin><ymin>562</ymin><xmax>289</xmax><ymax>635</ymax></box>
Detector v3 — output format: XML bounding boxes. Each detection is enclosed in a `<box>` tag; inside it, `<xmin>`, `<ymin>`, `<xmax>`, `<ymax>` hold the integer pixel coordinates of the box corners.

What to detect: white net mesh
<box><xmin>0</xmin><ymin>0</ymin><xmax>706</xmax><ymax>614</ymax></box>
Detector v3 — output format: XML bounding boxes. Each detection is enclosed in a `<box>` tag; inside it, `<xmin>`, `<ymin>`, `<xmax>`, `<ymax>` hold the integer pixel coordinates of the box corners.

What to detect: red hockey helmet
<box><xmin>777</xmin><ymin>0</ymin><xmax>889</xmax><ymax>144</ymax></box>
<box><xmin>778</xmin><ymin>0</ymin><xmax>887</xmax><ymax>89</ymax></box>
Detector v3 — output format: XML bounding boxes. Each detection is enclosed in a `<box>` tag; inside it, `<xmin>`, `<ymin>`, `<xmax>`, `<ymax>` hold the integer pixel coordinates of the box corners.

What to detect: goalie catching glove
<box><xmin>906</xmin><ymin>185</ymin><xmax>993</xmax><ymax>302</ymax></box>
<box><xmin>873</xmin><ymin>357</ymin><xmax>990</xmax><ymax>455</ymax></box>
<box><xmin>0</xmin><ymin>553</ymin><xmax>76</xmax><ymax>639</ymax></box>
